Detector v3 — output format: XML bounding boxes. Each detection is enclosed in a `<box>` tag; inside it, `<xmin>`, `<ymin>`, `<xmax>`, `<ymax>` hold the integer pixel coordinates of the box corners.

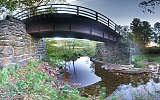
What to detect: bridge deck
<box><xmin>25</xmin><ymin>13</ymin><xmax>120</xmax><ymax>42</ymax></box>
<box><xmin>13</xmin><ymin>4</ymin><xmax>121</xmax><ymax>42</ymax></box>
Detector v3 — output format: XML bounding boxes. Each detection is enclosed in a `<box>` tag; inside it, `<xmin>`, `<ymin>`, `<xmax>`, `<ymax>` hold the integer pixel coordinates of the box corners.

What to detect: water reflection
<box><xmin>60</xmin><ymin>57</ymin><xmax>160</xmax><ymax>99</ymax></box>
<box><xmin>93</xmin><ymin>62</ymin><xmax>152</xmax><ymax>96</ymax></box>
<box><xmin>106</xmin><ymin>79</ymin><xmax>160</xmax><ymax>100</ymax></box>
<box><xmin>60</xmin><ymin>57</ymin><xmax>101</xmax><ymax>88</ymax></box>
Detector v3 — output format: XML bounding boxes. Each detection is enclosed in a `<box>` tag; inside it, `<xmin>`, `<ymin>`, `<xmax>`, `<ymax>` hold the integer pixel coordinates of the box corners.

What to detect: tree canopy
<box><xmin>0</xmin><ymin>0</ymin><xmax>66</xmax><ymax>20</ymax></box>
<box><xmin>153</xmin><ymin>22</ymin><xmax>160</xmax><ymax>44</ymax></box>
<box><xmin>140</xmin><ymin>0</ymin><xmax>160</xmax><ymax>13</ymax></box>
<box><xmin>0</xmin><ymin>0</ymin><xmax>65</xmax><ymax>11</ymax></box>
<box><xmin>130</xmin><ymin>18</ymin><xmax>153</xmax><ymax>48</ymax></box>
<box><xmin>117</xmin><ymin>25</ymin><xmax>130</xmax><ymax>39</ymax></box>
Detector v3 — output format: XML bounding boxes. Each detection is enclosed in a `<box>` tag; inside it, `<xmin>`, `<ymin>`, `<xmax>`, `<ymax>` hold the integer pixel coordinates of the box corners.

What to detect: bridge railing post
<box><xmin>96</xmin><ymin>12</ymin><xmax>98</xmax><ymax>21</ymax></box>
<box><xmin>77</xmin><ymin>6</ymin><xmax>79</xmax><ymax>15</ymax></box>
<box><xmin>115</xmin><ymin>24</ymin><xmax>117</xmax><ymax>31</ymax></box>
<box><xmin>108</xmin><ymin>19</ymin><xmax>110</xmax><ymax>27</ymax></box>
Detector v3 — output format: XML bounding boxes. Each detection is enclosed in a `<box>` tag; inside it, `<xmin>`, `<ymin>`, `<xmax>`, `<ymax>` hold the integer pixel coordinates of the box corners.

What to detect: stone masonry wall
<box><xmin>95</xmin><ymin>41</ymin><xmax>130</xmax><ymax>64</ymax></box>
<box><xmin>0</xmin><ymin>16</ymin><xmax>46</xmax><ymax>68</ymax></box>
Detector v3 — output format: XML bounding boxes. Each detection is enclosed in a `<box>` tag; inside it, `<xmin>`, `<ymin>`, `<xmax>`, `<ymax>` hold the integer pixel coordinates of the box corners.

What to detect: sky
<box><xmin>66</xmin><ymin>0</ymin><xmax>160</xmax><ymax>27</ymax></box>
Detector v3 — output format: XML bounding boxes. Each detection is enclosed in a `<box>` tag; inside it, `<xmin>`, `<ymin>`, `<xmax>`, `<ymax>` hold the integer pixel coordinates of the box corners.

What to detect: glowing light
<box><xmin>146</xmin><ymin>42</ymin><xmax>158</xmax><ymax>47</ymax></box>
<box><xmin>53</xmin><ymin>37</ymin><xmax>75</xmax><ymax>40</ymax></box>
<box><xmin>66</xmin><ymin>0</ymin><xmax>77</xmax><ymax>3</ymax></box>
<box><xmin>48</xmin><ymin>37</ymin><xmax>92</xmax><ymax>41</ymax></box>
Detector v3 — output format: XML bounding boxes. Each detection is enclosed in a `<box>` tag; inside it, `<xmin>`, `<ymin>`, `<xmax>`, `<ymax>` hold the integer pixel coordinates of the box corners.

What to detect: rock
<box><xmin>121</xmin><ymin>64</ymin><xmax>134</xmax><ymax>68</ymax></box>
<box><xmin>101</xmin><ymin>63</ymin><xmax>152</xmax><ymax>74</ymax></box>
<box><xmin>0</xmin><ymin>46</ymin><xmax>13</xmax><ymax>57</ymax></box>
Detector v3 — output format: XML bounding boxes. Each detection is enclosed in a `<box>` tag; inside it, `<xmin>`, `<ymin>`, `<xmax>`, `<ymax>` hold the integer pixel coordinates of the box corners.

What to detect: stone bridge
<box><xmin>0</xmin><ymin>4</ymin><xmax>130</xmax><ymax>67</ymax></box>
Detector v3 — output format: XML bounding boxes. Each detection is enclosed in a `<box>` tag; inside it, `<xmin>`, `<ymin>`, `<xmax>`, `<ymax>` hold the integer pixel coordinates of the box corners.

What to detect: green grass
<box><xmin>132</xmin><ymin>54</ymin><xmax>160</xmax><ymax>68</ymax></box>
<box><xmin>46</xmin><ymin>39</ymin><xmax>96</xmax><ymax>62</ymax></box>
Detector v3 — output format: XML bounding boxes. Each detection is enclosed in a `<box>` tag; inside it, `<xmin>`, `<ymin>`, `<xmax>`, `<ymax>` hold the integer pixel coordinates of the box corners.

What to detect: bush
<box><xmin>132</xmin><ymin>54</ymin><xmax>160</xmax><ymax>68</ymax></box>
<box><xmin>0</xmin><ymin>60</ymin><xmax>87</xmax><ymax>100</ymax></box>
<box><xmin>0</xmin><ymin>60</ymin><xmax>106</xmax><ymax>100</ymax></box>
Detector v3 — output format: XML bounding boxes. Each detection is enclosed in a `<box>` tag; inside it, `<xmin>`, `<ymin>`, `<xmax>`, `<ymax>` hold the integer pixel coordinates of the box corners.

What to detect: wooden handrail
<box><xmin>13</xmin><ymin>4</ymin><xmax>119</xmax><ymax>35</ymax></box>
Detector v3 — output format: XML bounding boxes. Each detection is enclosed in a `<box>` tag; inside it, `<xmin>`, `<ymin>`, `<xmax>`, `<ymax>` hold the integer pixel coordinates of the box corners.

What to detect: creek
<box><xmin>59</xmin><ymin>57</ymin><xmax>160</xmax><ymax>99</ymax></box>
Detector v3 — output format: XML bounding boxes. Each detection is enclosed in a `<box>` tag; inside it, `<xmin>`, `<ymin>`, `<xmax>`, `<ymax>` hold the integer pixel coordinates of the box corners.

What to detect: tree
<box><xmin>154</xmin><ymin>22</ymin><xmax>160</xmax><ymax>32</ymax></box>
<box><xmin>130</xmin><ymin>18</ymin><xmax>153</xmax><ymax>48</ymax></box>
<box><xmin>153</xmin><ymin>22</ymin><xmax>160</xmax><ymax>45</ymax></box>
<box><xmin>117</xmin><ymin>25</ymin><xmax>130</xmax><ymax>39</ymax></box>
<box><xmin>139</xmin><ymin>0</ymin><xmax>160</xmax><ymax>13</ymax></box>
<box><xmin>142</xmin><ymin>21</ymin><xmax>153</xmax><ymax>45</ymax></box>
<box><xmin>130</xmin><ymin>18</ymin><xmax>142</xmax><ymax>45</ymax></box>
<box><xmin>0</xmin><ymin>0</ymin><xmax>65</xmax><ymax>12</ymax></box>
<box><xmin>0</xmin><ymin>0</ymin><xmax>66</xmax><ymax>20</ymax></box>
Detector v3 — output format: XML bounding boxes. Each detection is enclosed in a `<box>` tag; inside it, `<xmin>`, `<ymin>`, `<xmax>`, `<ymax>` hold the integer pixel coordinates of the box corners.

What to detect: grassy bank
<box><xmin>132</xmin><ymin>54</ymin><xmax>160</xmax><ymax>68</ymax></box>
<box><xmin>0</xmin><ymin>59</ymin><xmax>106</xmax><ymax>100</ymax></box>
<box><xmin>0</xmin><ymin>60</ymin><xmax>85</xmax><ymax>100</ymax></box>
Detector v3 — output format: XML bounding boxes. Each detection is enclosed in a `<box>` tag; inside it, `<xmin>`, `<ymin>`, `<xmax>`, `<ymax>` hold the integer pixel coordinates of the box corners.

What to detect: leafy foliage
<box><xmin>153</xmin><ymin>22</ymin><xmax>160</xmax><ymax>45</ymax></box>
<box><xmin>0</xmin><ymin>60</ymin><xmax>89</xmax><ymax>100</ymax></box>
<box><xmin>132</xmin><ymin>54</ymin><xmax>160</xmax><ymax>68</ymax></box>
<box><xmin>0</xmin><ymin>0</ymin><xmax>66</xmax><ymax>11</ymax></box>
<box><xmin>130</xmin><ymin>18</ymin><xmax>153</xmax><ymax>48</ymax></box>
<box><xmin>117</xmin><ymin>25</ymin><xmax>130</xmax><ymax>39</ymax></box>
<box><xmin>46</xmin><ymin>39</ymin><xmax>96</xmax><ymax>62</ymax></box>
<box><xmin>139</xmin><ymin>0</ymin><xmax>160</xmax><ymax>13</ymax></box>
<box><xmin>0</xmin><ymin>59</ymin><xmax>107</xmax><ymax>100</ymax></box>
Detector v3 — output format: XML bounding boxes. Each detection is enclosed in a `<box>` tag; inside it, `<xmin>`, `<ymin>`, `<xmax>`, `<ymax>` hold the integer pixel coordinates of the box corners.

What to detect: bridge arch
<box><xmin>14</xmin><ymin>4</ymin><xmax>120</xmax><ymax>42</ymax></box>
<box><xmin>0</xmin><ymin>4</ymin><xmax>130</xmax><ymax>68</ymax></box>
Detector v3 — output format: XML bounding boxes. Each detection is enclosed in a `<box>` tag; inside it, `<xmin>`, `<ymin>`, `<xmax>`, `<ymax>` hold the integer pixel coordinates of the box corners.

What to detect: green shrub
<box><xmin>0</xmin><ymin>60</ymin><xmax>88</xmax><ymax>100</ymax></box>
<box><xmin>0</xmin><ymin>60</ymin><xmax>107</xmax><ymax>100</ymax></box>
<box><xmin>132</xmin><ymin>54</ymin><xmax>160</xmax><ymax>68</ymax></box>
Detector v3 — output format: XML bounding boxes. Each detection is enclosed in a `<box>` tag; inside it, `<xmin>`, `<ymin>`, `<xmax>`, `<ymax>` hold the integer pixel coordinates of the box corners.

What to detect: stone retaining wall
<box><xmin>95</xmin><ymin>41</ymin><xmax>130</xmax><ymax>64</ymax></box>
<box><xmin>0</xmin><ymin>16</ymin><xmax>46</xmax><ymax>68</ymax></box>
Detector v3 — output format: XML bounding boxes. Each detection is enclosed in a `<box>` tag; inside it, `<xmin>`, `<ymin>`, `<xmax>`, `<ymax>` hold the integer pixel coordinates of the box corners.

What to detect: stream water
<box><xmin>59</xmin><ymin>57</ymin><xmax>160</xmax><ymax>99</ymax></box>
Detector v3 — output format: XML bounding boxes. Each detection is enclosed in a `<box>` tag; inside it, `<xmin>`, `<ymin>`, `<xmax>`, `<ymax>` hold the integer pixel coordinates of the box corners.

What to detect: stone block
<box><xmin>0</xmin><ymin>40</ymin><xmax>11</xmax><ymax>46</ymax></box>
<box><xmin>14</xmin><ymin>47</ymin><xmax>24</xmax><ymax>56</ymax></box>
<box><xmin>8</xmin><ymin>36</ymin><xmax>20</xmax><ymax>41</ymax></box>
<box><xmin>0</xmin><ymin>35</ymin><xmax>8</xmax><ymax>40</ymax></box>
<box><xmin>0</xmin><ymin>57</ymin><xmax>13</xmax><ymax>66</ymax></box>
<box><xmin>0</xmin><ymin>46</ymin><xmax>13</xmax><ymax>57</ymax></box>
<box><xmin>24</xmin><ymin>47</ymin><xmax>30</xmax><ymax>54</ymax></box>
<box><xmin>12</xmin><ymin>41</ymin><xmax>25</xmax><ymax>47</ymax></box>
<box><xmin>14</xmin><ymin>55</ymin><xmax>25</xmax><ymax>62</ymax></box>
